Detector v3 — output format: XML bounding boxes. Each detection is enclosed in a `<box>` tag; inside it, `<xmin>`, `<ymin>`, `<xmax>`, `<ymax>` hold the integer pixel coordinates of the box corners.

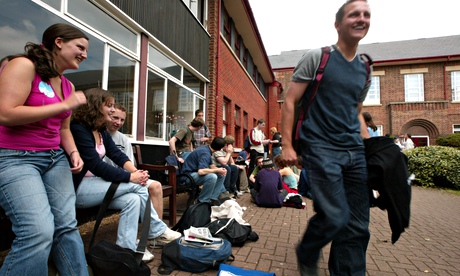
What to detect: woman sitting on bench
<box><xmin>70</xmin><ymin>88</ymin><xmax>180</xmax><ymax>262</ymax></box>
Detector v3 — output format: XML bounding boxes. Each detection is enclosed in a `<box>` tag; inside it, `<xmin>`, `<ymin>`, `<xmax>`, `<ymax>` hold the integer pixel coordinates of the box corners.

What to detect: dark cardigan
<box><xmin>70</xmin><ymin>122</ymin><xmax>131</xmax><ymax>190</ymax></box>
<box><xmin>364</xmin><ymin>136</ymin><xmax>411</xmax><ymax>244</ymax></box>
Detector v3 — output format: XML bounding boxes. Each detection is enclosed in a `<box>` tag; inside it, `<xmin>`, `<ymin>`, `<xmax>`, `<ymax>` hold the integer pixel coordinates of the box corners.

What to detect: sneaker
<box><xmin>236</xmin><ymin>191</ymin><xmax>243</xmax><ymax>197</ymax></box>
<box><xmin>142</xmin><ymin>249</ymin><xmax>154</xmax><ymax>262</ymax></box>
<box><xmin>218</xmin><ymin>191</ymin><xmax>234</xmax><ymax>199</ymax></box>
<box><xmin>149</xmin><ymin>228</ymin><xmax>181</xmax><ymax>248</ymax></box>
<box><xmin>243</xmin><ymin>188</ymin><xmax>251</xmax><ymax>193</ymax></box>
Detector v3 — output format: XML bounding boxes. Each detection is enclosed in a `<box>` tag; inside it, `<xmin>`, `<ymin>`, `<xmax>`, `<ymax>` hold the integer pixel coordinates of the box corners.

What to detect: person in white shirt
<box><xmin>404</xmin><ymin>133</ymin><xmax>415</xmax><ymax>150</ymax></box>
<box><xmin>104</xmin><ymin>103</ymin><xmax>180</xmax><ymax>255</ymax></box>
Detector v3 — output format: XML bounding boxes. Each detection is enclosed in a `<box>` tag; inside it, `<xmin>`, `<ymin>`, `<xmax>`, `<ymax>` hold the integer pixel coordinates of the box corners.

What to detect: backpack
<box><xmin>292</xmin><ymin>46</ymin><xmax>373</xmax><ymax>153</ymax></box>
<box><xmin>169</xmin><ymin>129</ymin><xmax>179</xmax><ymax>139</ymax></box>
<box><xmin>243</xmin><ymin>135</ymin><xmax>250</xmax><ymax>152</ymax></box>
<box><xmin>157</xmin><ymin>237</ymin><xmax>233</xmax><ymax>274</ymax></box>
<box><xmin>207</xmin><ymin>218</ymin><xmax>258</xmax><ymax>247</ymax></box>
<box><xmin>172</xmin><ymin>202</ymin><xmax>211</xmax><ymax>234</ymax></box>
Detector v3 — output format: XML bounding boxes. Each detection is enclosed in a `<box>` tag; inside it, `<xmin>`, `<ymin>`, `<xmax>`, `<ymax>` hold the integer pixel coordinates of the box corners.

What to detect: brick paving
<box><xmin>146</xmin><ymin>186</ymin><xmax>460</xmax><ymax>275</ymax></box>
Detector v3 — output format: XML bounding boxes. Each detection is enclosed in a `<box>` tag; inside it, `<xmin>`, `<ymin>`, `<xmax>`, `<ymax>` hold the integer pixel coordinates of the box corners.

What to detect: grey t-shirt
<box><xmin>291</xmin><ymin>46</ymin><xmax>371</xmax><ymax>149</ymax></box>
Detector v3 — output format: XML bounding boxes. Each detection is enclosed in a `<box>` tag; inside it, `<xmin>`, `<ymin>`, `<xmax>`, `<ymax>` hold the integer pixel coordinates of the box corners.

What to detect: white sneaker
<box><xmin>236</xmin><ymin>191</ymin><xmax>243</xmax><ymax>196</ymax></box>
<box><xmin>149</xmin><ymin>228</ymin><xmax>181</xmax><ymax>248</ymax></box>
<box><xmin>142</xmin><ymin>249</ymin><xmax>154</xmax><ymax>262</ymax></box>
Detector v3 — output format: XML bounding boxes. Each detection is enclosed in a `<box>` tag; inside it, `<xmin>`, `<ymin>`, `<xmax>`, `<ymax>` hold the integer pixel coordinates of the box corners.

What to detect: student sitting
<box><xmin>250</xmin><ymin>159</ymin><xmax>287</xmax><ymax>208</ymax></box>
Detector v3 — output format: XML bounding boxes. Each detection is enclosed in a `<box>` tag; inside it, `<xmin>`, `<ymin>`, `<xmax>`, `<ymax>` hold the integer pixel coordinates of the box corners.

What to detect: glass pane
<box><xmin>0</xmin><ymin>0</ymin><xmax>104</xmax><ymax>93</ymax></box>
<box><xmin>146</xmin><ymin>70</ymin><xmax>167</xmax><ymax>139</ymax></box>
<box><xmin>184</xmin><ymin>69</ymin><xmax>205</xmax><ymax>97</ymax></box>
<box><xmin>0</xmin><ymin>0</ymin><xmax>67</xmax><ymax>59</ymax></box>
<box><xmin>40</xmin><ymin>0</ymin><xmax>60</xmax><ymax>10</ymax></box>
<box><xmin>108</xmin><ymin>49</ymin><xmax>136</xmax><ymax>135</ymax></box>
<box><xmin>68</xmin><ymin>0</ymin><xmax>137</xmax><ymax>53</ymax></box>
<box><xmin>167</xmin><ymin>81</ymin><xmax>194</xmax><ymax>135</ymax></box>
<box><xmin>149</xmin><ymin>45</ymin><xmax>182</xmax><ymax>80</ymax></box>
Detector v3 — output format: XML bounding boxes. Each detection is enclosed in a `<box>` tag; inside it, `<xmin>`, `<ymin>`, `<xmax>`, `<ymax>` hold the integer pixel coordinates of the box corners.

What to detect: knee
<box><xmin>148</xmin><ymin>180</ymin><xmax>163</xmax><ymax>195</ymax></box>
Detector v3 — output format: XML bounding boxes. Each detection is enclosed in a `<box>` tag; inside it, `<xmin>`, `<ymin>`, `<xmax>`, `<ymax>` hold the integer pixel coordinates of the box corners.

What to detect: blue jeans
<box><xmin>222</xmin><ymin>165</ymin><xmax>238</xmax><ymax>193</ymax></box>
<box><xmin>0</xmin><ymin>148</ymin><xmax>88</xmax><ymax>276</ymax></box>
<box><xmin>272</xmin><ymin>147</ymin><xmax>281</xmax><ymax>159</ymax></box>
<box><xmin>75</xmin><ymin>177</ymin><xmax>167</xmax><ymax>251</ymax></box>
<box><xmin>297</xmin><ymin>147</ymin><xmax>370</xmax><ymax>275</ymax></box>
<box><xmin>189</xmin><ymin>172</ymin><xmax>226</xmax><ymax>203</ymax></box>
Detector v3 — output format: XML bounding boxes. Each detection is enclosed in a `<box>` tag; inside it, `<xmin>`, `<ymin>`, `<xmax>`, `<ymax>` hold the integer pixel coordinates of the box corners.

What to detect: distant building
<box><xmin>270</xmin><ymin>36</ymin><xmax>460</xmax><ymax>146</ymax></box>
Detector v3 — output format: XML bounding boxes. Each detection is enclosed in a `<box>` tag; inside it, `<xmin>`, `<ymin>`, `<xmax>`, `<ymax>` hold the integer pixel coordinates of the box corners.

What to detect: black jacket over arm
<box><xmin>364</xmin><ymin>136</ymin><xmax>411</xmax><ymax>244</ymax></box>
<box><xmin>70</xmin><ymin>122</ymin><xmax>131</xmax><ymax>190</ymax></box>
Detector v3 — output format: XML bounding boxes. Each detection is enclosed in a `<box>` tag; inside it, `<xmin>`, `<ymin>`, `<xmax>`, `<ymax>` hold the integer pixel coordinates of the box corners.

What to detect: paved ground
<box><xmin>2</xmin><ymin>185</ymin><xmax>458</xmax><ymax>275</ymax></box>
<box><xmin>143</xmin><ymin>186</ymin><xmax>459</xmax><ymax>276</ymax></box>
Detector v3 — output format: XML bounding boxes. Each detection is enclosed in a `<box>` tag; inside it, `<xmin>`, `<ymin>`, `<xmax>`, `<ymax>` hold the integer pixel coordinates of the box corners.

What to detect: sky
<box><xmin>249</xmin><ymin>0</ymin><xmax>459</xmax><ymax>56</ymax></box>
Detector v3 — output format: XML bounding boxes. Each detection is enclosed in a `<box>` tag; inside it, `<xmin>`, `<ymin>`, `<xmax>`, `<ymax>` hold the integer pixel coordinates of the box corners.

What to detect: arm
<box><xmin>358</xmin><ymin>103</ymin><xmax>370</xmax><ymax>140</ymax></box>
<box><xmin>60</xmin><ymin>116</ymin><xmax>84</xmax><ymax>174</ymax></box>
<box><xmin>216</xmin><ymin>144</ymin><xmax>234</xmax><ymax>166</ymax></box>
<box><xmin>0</xmin><ymin>58</ymin><xmax>85</xmax><ymax>126</ymax></box>
<box><xmin>281</xmin><ymin>81</ymin><xmax>309</xmax><ymax>165</ymax></box>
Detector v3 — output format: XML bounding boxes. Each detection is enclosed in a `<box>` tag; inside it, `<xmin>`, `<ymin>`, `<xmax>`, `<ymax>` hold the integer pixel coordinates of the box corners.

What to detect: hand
<box><xmin>64</xmin><ymin>91</ymin><xmax>87</xmax><ymax>110</ymax></box>
<box><xmin>218</xmin><ymin>167</ymin><xmax>227</xmax><ymax>176</ymax></box>
<box><xmin>177</xmin><ymin>157</ymin><xmax>184</xmax><ymax>163</ymax></box>
<box><xmin>226</xmin><ymin>144</ymin><xmax>234</xmax><ymax>153</ymax></box>
<box><xmin>281</xmin><ymin>146</ymin><xmax>299</xmax><ymax>166</ymax></box>
<box><xmin>130</xmin><ymin>170</ymin><xmax>150</xmax><ymax>185</ymax></box>
<box><xmin>69</xmin><ymin>153</ymin><xmax>84</xmax><ymax>174</ymax></box>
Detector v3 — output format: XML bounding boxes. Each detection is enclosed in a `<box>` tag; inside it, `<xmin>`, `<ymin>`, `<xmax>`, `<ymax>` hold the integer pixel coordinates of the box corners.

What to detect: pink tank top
<box><xmin>85</xmin><ymin>132</ymin><xmax>106</xmax><ymax>177</ymax></box>
<box><xmin>0</xmin><ymin>73</ymin><xmax>73</xmax><ymax>151</ymax></box>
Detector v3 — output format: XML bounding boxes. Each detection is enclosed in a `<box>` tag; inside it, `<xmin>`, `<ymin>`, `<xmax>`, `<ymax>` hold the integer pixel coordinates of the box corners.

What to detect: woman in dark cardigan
<box><xmin>70</xmin><ymin>88</ymin><xmax>180</xmax><ymax>261</ymax></box>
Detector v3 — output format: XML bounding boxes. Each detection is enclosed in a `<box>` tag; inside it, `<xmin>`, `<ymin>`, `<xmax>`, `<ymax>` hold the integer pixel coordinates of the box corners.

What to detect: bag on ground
<box><xmin>157</xmin><ymin>237</ymin><xmax>233</xmax><ymax>274</ymax></box>
<box><xmin>172</xmin><ymin>202</ymin><xmax>211</xmax><ymax>234</ymax></box>
<box><xmin>207</xmin><ymin>218</ymin><xmax>258</xmax><ymax>246</ymax></box>
<box><xmin>86</xmin><ymin>240</ymin><xmax>150</xmax><ymax>276</ymax></box>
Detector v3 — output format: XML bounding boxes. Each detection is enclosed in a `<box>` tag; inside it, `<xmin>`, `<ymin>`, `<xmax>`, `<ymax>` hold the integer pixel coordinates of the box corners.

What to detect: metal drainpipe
<box><xmin>214</xmin><ymin>0</ymin><xmax>221</xmax><ymax>136</ymax></box>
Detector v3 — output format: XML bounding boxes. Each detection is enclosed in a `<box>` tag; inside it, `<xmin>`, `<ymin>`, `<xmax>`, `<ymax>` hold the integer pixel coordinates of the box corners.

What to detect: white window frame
<box><xmin>364</xmin><ymin>76</ymin><xmax>380</xmax><ymax>105</ymax></box>
<box><xmin>451</xmin><ymin>71</ymin><xmax>460</xmax><ymax>101</ymax></box>
<box><xmin>404</xmin><ymin>74</ymin><xmax>424</xmax><ymax>102</ymax></box>
<box><xmin>453</xmin><ymin>124</ymin><xmax>460</xmax><ymax>133</ymax></box>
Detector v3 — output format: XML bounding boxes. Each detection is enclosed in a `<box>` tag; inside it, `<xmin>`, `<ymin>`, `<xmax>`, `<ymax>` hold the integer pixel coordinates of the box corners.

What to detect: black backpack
<box><xmin>207</xmin><ymin>218</ymin><xmax>258</xmax><ymax>247</ymax></box>
<box><xmin>172</xmin><ymin>202</ymin><xmax>211</xmax><ymax>234</ymax></box>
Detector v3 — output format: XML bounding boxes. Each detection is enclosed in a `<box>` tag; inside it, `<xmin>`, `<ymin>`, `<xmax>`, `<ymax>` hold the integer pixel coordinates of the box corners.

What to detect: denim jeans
<box><xmin>75</xmin><ymin>177</ymin><xmax>167</xmax><ymax>251</ymax></box>
<box><xmin>0</xmin><ymin>148</ymin><xmax>88</xmax><ymax>276</ymax></box>
<box><xmin>189</xmin><ymin>172</ymin><xmax>226</xmax><ymax>203</ymax></box>
<box><xmin>222</xmin><ymin>164</ymin><xmax>238</xmax><ymax>193</ymax></box>
<box><xmin>297</xmin><ymin>147</ymin><xmax>370</xmax><ymax>275</ymax></box>
<box><xmin>272</xmin><ymin>147</ymin><xmax>281</xmax><ymax>159</ymax></box>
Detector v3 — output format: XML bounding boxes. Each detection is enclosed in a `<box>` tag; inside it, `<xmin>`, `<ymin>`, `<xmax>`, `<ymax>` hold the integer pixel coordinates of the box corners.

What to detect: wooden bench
<box><xmin>132</xmin><ymin>145</ymin><xmax>177</xmax><ymax>226</ymax></box>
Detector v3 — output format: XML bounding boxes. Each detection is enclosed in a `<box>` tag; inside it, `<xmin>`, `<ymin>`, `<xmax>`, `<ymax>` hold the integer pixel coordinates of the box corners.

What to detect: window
<box><xmin>376</xmin><ymin>125</ymin><xmax>383</xmax><ymax>136</ymax></box>
<box><xmin>364</xmin><ymin>76</ymin><xmax>380</xmax><ymax>105</ymax></box>
<box><xmin>452</xmin><ymin>71</ymin><xmax>460</xmax><ymax>101</ymax></box>
<box><xmin>243</xmin><ymin>112</ymin><xmax>248</xmax><ymax>130</ymax></box>
<box><xmin>68</xmin><ymin>0</ymin><xmax>137</xmax><ymax>53</ymax></box>
<box><xmin>222</xmin><ymin>9</ymin><xmax>231</xmax><ymax>43</ymax></box>
<box><xmin>453</xmin><ymin>124</ymin><xmax>460</xmax><ymax>133</ymax></box>
<box><xmin>181</xmin><ymin>0</ymin><xmax>206</xmax><ymax>24</ymax></box>
<box><xmin>235</xmin><ymin>35</ymin><xmax>241</xmax><ymax>58</ymax></box>
<box><xmin>223</xmin><ymin>99</ymin><xmax>230</xmax><ymax>137</ymax></box>
<box><xmin>149</xmin><ymin>45</ymin><xmax>182</xmax><ymax>81</ymax></box>
<box><xmin>404</xmin><ymin>74</ymin><xmax>424</xmax><ymax>102</ymax></box>
<box><xmin>234</xmin><ymin>105</ymin><xmax>241</xmax><ymax>126</ymax></box>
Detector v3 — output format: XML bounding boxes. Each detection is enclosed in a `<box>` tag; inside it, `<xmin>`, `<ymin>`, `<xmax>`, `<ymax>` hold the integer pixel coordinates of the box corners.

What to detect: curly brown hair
<box><xmin>72</xmin><ymin>88</ymin><xmax>114</xmax><ymax>132</ymax></box>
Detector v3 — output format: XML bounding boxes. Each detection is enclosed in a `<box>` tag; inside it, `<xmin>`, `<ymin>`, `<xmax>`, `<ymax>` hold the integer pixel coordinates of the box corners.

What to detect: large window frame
<box><xmin>364</xmin><ymin>76</ymin><xmax>380</xmax><ymax>105</ymax></box>
<box><xmin>404</xmin><ymin>74</ymin><xmax>424</xmax><ymax>102</ymax></box>
<box><xmin>451</xmin><ymin>71</ymin><xmax>460</xmax><ymax>101</ymax></box>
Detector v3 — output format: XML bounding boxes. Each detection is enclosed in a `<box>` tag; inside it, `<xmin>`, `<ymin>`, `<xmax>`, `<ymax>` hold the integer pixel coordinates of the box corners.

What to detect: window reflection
<box><xmin>108</xmin><ymin>49</ymin><xmax>136</xmax><ymax>135</ymax></box>
<box><xmin>146</xmin><ymin>71</ymin><xmax>166</xmax><ymax>139</ymax></box>
<box><xmin>149</xmin><ymin>45</ymin><xmax>182</xmax><ymax>80</ymax></box>
<box><xmin>68</xmin><ymin>0</ymin><xmax>137</xmax><ymax>53</ymax></box>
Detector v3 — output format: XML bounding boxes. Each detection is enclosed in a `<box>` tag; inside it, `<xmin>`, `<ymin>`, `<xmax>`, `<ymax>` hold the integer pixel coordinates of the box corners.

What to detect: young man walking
<box><xmin>281</xmin><ymin>1</ymin><xmax>372</xmax><ymax>275</ymax></box>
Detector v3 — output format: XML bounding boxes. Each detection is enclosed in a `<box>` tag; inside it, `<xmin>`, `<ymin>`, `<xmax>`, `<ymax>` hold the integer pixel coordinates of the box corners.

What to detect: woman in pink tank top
<box><xmin>0</xmin><ymin>23</ymin><xmax>90</xmax><ymax>275</ymax></box>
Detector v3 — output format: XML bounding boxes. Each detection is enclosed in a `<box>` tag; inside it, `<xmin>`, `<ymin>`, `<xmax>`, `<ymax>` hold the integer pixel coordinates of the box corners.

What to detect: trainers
<box><xmin>142</xmin><ymin>249</ymin><xmax>154</xmax><ymax>262</ymax></box>
<box><xmin>149</xmin><ymin>228</ymin><xmax>181</xmax><ymax>248</ymax></box>
<box><xmin>236</xmin><ymin>191</ymin><xmax>243</xmax><ymax>197</ymax></box>
<box><xmin>218</xmin><ymin>191</ymin><xmax>234</xmax><ymax>199</ymax></box>
<box><xmin>243</xmin><ymin>188</ymin><xmax>251</xmax><ymax>193</ymax></box>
